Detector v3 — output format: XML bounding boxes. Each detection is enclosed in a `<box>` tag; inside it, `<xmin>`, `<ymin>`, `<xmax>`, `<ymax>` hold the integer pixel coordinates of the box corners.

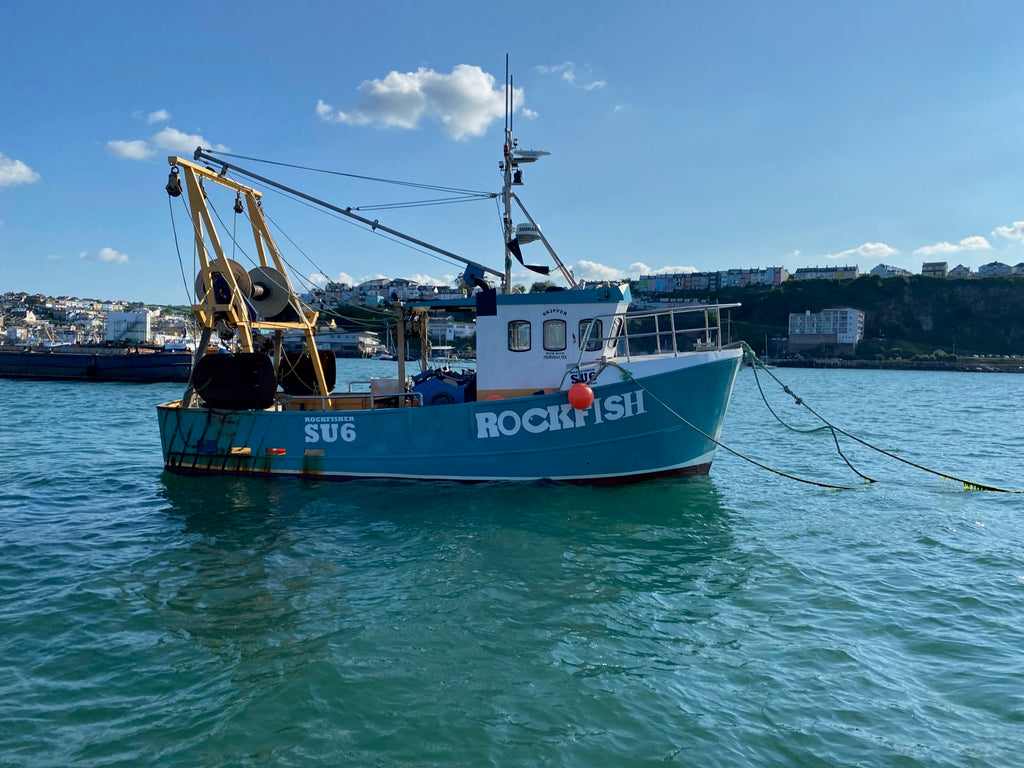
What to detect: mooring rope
<box><xmin>603</xmin><ymin>350</ymin><xmax>1020</xmax><ymax>493</ymax></box>
<box><xmin>743</xmin><ymin>348</ymin><xmax>876</xmax><ymax>484</ymax></box>
<box><xmin>738</xmin><ymin>343</ymin><xmax>1022</xmax><ymax>493</ymax></box>
<box><xmin>602</xmin><ymin>360</ymin><xmax>858</xmax><ymax>491</ymax></box>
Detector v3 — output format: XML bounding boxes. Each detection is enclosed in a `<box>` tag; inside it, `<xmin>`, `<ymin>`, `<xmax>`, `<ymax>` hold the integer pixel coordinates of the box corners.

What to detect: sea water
<box><xmin>1</xmin><ymin>363</ymin><xmax>1022</xmax><ymax>767</ymax></box>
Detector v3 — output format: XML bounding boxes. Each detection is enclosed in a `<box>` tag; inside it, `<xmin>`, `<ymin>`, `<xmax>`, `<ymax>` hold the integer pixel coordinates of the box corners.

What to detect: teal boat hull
<box><xmin>158</xmin><ymin>353</ymin><xmax>741</xmax><ymax>484</ymax></box>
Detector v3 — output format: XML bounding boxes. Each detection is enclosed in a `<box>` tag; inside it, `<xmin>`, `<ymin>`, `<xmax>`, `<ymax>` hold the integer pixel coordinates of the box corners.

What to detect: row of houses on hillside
<box><xmin>639</xmin><ymin>258</ymin><xmax>1024</xmax><ymax>299</ymax></box>
<box><xmin>1</xmin><ymin>293</ymin><xmax>192</xmax><ymax>347</ymax></box>
<box><xmin>636</xmin><ymin>267</ymin><xmax>788</xmax><ymax>294</ymax></box>
<box><xmin>2</xmin><ymin>292</ymin><xmax>134</xmax><ymax>313</ymax></box>
<box><xmin>308</xmin><ymin>278</ymin><xmax>465</xmax><ymax>309</ymax></box>
<box><xmin>637</xmin><ymin>265</ymin><xmax>862</xmax><ymax>294</ymax></box>
<box><xmin>825</xmin><ymin>261</ymin><xmax>1024</xmax><ymax>279</ymax></box>
<box><xmin>920</xmin><ymin>261</ymin><xmax>1024</xmax><ymax>278</ymax></box>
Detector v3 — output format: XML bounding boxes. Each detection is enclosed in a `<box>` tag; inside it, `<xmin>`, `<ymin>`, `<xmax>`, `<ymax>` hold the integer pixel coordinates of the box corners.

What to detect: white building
<box><xmin>106</xmin><ymin>310</ymin><xmax>152</xmax><ymax>343</ymax></box>
<box><xmin>429</xmin><ymin>316</ymin><xmax>457</xmax><ymax>343</ymax></box>
<box><xmin>977</xmin><ymin>261</ymin><xmax>1012</xmax><ymax>277</ymax></box>
<box><xmin>791</xmin><ymin>265</ymin><xmax>860</xmax><ymax>281</ymax></box>
<box><xmin>870</xmin><ymin>264</ymin><xmax>911</xmax><ymax>278</ymax></box>
<box><xmin>313</xmin><ymin>329</ymin><xmax>382</xmax><ymax>358</ymax></box>
<box><xmin>453</xmin><ymin>321</ymin><xmax>476</xmax><ymax>340</ymax></box>
<box><xmin>948</xmin><ymin>264</ymin><xmax>973</xmax><ymax>278</ymax></box>
<box><xmin>788</xmin><ymin>307</ymin><xmax>865</xmax><ymax>354</ymax></box>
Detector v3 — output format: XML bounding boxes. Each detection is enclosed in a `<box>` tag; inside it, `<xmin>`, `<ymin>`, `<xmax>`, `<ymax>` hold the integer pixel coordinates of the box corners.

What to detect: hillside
<box><xmin>670</xmin><ymin>274</ymin><xmax>1024</xmax><ymax>357</ymax></box>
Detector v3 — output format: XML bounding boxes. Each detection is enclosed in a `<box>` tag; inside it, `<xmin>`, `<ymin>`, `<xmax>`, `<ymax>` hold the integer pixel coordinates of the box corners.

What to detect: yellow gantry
<box><xmin>169</xmin><ymin>156</ymin><xmax>330</xmax><ymax>398</ymax></box>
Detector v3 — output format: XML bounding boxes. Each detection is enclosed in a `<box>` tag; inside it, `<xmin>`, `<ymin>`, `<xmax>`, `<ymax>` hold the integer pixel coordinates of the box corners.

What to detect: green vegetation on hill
<box><xmin>654</xmin><ymin>275</ymin><xmax>1024</xmax><ymax>357</ymax></box>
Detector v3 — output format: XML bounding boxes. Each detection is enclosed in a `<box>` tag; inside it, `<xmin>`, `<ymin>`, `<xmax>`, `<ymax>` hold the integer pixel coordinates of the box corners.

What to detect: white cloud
<box><xmin>98</xmin><ymin>247</ymin><xmax>130</xmax><ymax>264</ymax></box>
<box><xmin>317</xmin><ymin>65</ymin><xmax>521</xmax><ymax>141</ymax></box>
<box><xmin>913</xmin><ymin>242</ymin><xmax>957</xmax><ymax>256</ymax></box>
<box><xmin>107</xmin><ymin>126</ymin><xmax>227</xmax><ymax>161</ymax></box>
<box><xmin>147</xmin><ymin>109</ymin><xmax>171</xmax><ymax>124</ymax></box>
<box><xmin>79</xmin><ymin>247</ymin><xmax>130</xmax><ymax>264</ymax></box>
<box><xmin>407</xmin><ymin>273</ymin><xmax>448</xmax><ymax>286</ymax></box>
<box><xmin>536</xmin><ymin>62</ymin><xmax>605</xmax><ymax>91</ymax></box>
<box><xmin>629</xmin><ymin>262</ymin><xmax>697</xmax><ymax>276</ymax></box>
<box><xmin>317</xmin><ymin>98</ymin><xmax>370</xmax><ymax>126</ymax></box>
<box><xmin>572</xmin><ymin>259</ymin><xmax>628</xmax><ymax>282</ymax></box>
<box><xmin>826</xmin><ymin>242</ymin><xmax>897</xmax><ymax>261</ymax></box>
<box><xmin>525</xmin><ymin>260</ymin><xmax>697</xmax><ymax>284</ymax></box>
<box><xmin>0</xmin><ymin>151</ymin><xmax>40</xmax><ymax>187</ymax></box>
<box><xmin>152</xmin><ymin>127</ymin><xmax>228</xmax><ymax>155</ymax></box>
<box><xmin>914</xmin><ymin>235</ymin><xmax>991</xmax><ymax>256</ymax></box>
<box><xmin>309</xmin><ymin>271</ymin><xmax>356</xmax><ymax>287</ymax></box>
<box><xmin>993</xmin><ymin>220</ymin><xmax>1024</xmax><ymax>242</ymax></box>
<box><xmin>106</xmin><ymin>140</ymin><xmax>154</xmax><ymax>160</ymax></box>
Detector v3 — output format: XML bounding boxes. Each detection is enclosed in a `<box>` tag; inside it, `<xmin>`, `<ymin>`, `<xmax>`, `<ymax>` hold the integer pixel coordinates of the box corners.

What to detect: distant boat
<box><xmin>371</xmin><ymin>329</ymin><xmax>402</xmax><ymax>360</ymax></box>
<box><xmin>155</xmin><ymin>74</ymin><xmax>742</xmax><ymax>483</ymax></box>
<box><xmin>430</xmin><ymin>345</ymin><xmax>460</xmax><ymax>363</ymax></box>
<box><xmin>0</xmin><ymin>345</ymin><xmax>192</xmax><ymax>383</ymax></box>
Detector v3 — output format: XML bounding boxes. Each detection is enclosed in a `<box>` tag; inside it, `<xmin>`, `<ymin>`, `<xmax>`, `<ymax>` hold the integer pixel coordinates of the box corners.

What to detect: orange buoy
<box><xmin>568</xmin><ymin>382</ymin><xmax>594</xmax><ymax>410</ymax></box>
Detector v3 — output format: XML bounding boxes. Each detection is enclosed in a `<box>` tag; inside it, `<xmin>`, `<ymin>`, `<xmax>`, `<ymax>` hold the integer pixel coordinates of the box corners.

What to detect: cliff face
<box><xmin>700</xmin><ymin>275</ymin><xmax>1024</xmax><ymax>355</ymax></box>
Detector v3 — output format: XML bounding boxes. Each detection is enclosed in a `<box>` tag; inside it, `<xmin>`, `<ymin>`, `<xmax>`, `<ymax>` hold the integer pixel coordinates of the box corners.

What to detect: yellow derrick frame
<box><xmin>169</xmin><ymin>156</ymin><xmax>330</xmax><ymax>397</ymax></box>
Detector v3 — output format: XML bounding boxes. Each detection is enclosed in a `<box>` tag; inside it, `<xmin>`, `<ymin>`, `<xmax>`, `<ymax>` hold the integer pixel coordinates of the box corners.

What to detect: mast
<box><xmin>499</xmin><ymin>58</ymin><xmax>579</xmax><ymax>291</ymax></box>
<box><xmin>502</xmin><ymin>55</ymin><xmax>514</xmax><ymax>292</ymax></box>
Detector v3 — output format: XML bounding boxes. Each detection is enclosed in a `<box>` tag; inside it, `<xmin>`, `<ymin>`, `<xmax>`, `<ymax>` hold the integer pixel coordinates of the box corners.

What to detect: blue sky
<box><xmin>3</xmin><ymin>0</ymin><xmax>1024</xmax><ymax>305</ymax></box>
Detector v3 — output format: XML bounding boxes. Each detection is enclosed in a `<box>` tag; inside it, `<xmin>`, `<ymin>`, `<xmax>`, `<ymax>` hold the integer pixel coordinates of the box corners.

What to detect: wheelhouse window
<box><xmin>579</xmin><ymin>319</ymin><xmax>603</xmax><ymax>351</ymax></box>
<box><xmin>543</xmin><ymin>319</ymin><xmax>567</xmax><ymax>351</ymax></box>
<box><xmin>508</xmin><ymin>320</ymin><xmax>531</xmax><ymax>352</ymax></box>
<box><xmin>609</xmin><ymin>316</ymin><xmax>624</xmax><ymax>353</ymax></box>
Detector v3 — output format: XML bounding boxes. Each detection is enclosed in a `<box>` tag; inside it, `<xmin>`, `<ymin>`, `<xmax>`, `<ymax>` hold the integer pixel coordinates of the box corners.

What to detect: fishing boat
<box><xmin>156</xmin><ymin>95</ymin><xmax>742</xmax><ymax>483</ymax></box>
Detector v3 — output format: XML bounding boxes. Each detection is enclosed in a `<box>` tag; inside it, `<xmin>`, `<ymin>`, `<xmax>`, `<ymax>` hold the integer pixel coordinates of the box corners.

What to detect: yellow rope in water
<box><xmin>739</xmin><ymin>343</ymin><xmax>1023</xmax><ymax>494</ymax></box>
